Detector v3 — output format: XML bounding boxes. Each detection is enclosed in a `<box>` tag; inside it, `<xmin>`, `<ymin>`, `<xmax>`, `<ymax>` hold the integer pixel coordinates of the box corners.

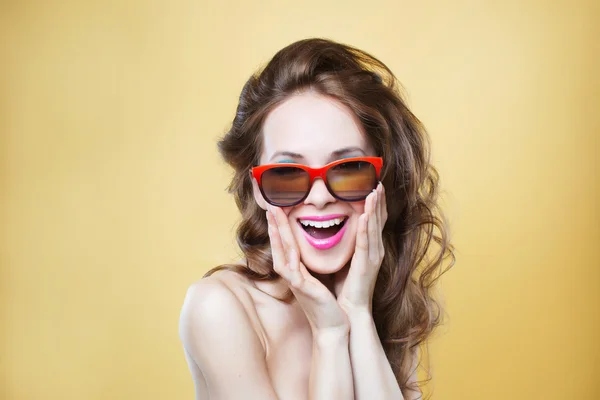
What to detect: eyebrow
<box><xmin>269</xmin><ymin>147</ymin><xmax>366</xmax><ymax>162</ymax></box>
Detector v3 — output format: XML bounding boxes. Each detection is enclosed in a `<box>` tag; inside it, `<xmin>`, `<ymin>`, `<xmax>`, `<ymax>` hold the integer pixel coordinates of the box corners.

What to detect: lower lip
<box><xmin>299</xmin><ymin>221</ymin><xmax>348</xmax><ymax>250</ymax></box>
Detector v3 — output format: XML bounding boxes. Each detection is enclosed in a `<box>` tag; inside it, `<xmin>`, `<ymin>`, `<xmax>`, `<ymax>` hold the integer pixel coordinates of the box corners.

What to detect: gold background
<box><xmin>1</xmin><ymin>0</ymin><xmax>598</xmax><ymax>399</ymax></box>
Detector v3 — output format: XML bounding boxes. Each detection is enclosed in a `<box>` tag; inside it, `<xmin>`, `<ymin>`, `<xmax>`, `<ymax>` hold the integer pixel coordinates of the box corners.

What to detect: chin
<box><xmin>300</xmin><ymin>252</ymin><xmax>351</xmax><ymax>275</ymax></box>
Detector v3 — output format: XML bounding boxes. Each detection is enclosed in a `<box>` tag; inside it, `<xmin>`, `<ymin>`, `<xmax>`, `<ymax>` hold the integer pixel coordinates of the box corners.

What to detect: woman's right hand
<box><xmin>266</xmin><ymin>205</ymin><xmax>350</xmax><ymax>337</ymax></box>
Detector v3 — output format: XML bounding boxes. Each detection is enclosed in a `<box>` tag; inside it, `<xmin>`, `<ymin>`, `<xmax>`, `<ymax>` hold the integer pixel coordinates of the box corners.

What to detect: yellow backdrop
<box><xmin>1</xmin><ymin>1</ymin><xmax>598</xmax><ymax>399</ymax></box>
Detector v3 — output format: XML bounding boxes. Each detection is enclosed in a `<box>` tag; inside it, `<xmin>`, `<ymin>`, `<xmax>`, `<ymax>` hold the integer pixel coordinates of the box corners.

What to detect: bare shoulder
<box><xmin>179</xmin><ymin>268</ymin><xmax>282</xmax><ymax>352</ymax></box>
<box><xmin>179</xmin><ymin>270</ymin><xmax>258</xmax><ymax>350</ymax></box>
<box><xmin>181</xmin><ymin>270</ymin><xmax>245</xmax><ymax>311</ymax></box>
<box><xmin>179</xmin><ymin>270</ymin><xmax>279</xmax><ymax>399</ymax></box>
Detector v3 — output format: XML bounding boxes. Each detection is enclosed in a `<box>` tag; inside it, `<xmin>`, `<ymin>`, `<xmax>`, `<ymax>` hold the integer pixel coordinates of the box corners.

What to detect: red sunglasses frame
<box><xmin>250</xmin><ymin>156</ymin><xmax>383</xmax><ymax>206</ymax></box>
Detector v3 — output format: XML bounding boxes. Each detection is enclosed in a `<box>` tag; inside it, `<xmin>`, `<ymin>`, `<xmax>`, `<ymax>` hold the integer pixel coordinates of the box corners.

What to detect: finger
<box><xmin>377</xmin><ymin>184</ymin><xmax>385</xmax><ymax>255</ymax></box>
<box><xmin>372</xmin><ymin>186</ymin><xmax>381</xmax><ymax>236</ymax></box>
<box><xmin>368</xmin><ymin>192</ymin><xmax>380</xmax><ymax>265</ymax></box>
<box><xmin>269</xmin><ymin>213</ymin><xmax>310</xmax><ymax>295</ymax></box>
<box><xmin>295</xmin><ymin>260</ymin><xmax>323</xmax><ymax>299</ymax></box>
<box><xmin>285</xmin><ymin>253</ymin><xmax>327</xmax><ymax>303</ymax></box>
<box><xmin>271</xmin><ymin>206</ymin><xmax>299</xmax><ymax>255</ymax></box>
<box><xmin>377</xmin><ymin>183</ymin><xmax>383</xmax><ymax>229</ymax></box>
<box><xmin>269</xmin><ymin>208</ymin><xmax>326</xmax><ymax>300</ymax></box>
<box><xmin>266</xmin><ymin>210</ymin><xmax>285</xmax><ymax>263</ymax></box>
<box><xmin>350</xmin><ymin>212</ymin><xmax>369</xmax><ymax>278</ymax></box>
<box><xmin>380</xmin><ymin>183</ymin><xmax>388</xmax><ymax>224</ymax></box>
<box><xmin>266</xmin><ymin>210</ymin><xmax>290</xmax><ymax>279</ymax></box>
<box><xmin>287</xmin><ymin>248</ymin><xmax>305</xmax><ymax>289</ymax></box>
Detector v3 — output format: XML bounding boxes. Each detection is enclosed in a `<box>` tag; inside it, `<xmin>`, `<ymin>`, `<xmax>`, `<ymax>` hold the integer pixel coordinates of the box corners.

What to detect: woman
<box><xmin>179</xmin><ymin>38</ymin><xmax>455</xmax><ymax>399</ymax></box>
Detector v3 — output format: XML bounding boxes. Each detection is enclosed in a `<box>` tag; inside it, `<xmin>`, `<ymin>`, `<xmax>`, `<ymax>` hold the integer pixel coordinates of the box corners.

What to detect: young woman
<box><xmin>179</xmin><ymin>38</ymin><xmax>455</xmax><ymax>400</ymax></box>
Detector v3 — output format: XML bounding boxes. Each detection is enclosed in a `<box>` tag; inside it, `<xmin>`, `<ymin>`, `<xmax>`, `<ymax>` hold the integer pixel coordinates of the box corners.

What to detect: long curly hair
<box><xmin>205</xmin><ymin>37</ymin><xmax>455</xmax><ymax>394</ymax></box>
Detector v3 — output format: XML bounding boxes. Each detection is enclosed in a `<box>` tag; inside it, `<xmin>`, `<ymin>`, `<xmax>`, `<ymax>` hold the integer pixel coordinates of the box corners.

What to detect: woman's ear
<box><xmin>250</xmin><ymin>174</ymin><xmax>268</xmax><ymax>210</ymax></box>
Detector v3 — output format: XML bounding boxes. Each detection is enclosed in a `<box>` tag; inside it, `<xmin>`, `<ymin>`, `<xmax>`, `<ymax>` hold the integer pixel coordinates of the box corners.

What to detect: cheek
<box><xmin>251</xmin><ymin>178</ymin><xmax>268</xmax><ymax>210</ymax></box>
<box><xmin>350</xmin><ymin>201</ymin><xmax>366</xmax><ymax>215</ymax></box>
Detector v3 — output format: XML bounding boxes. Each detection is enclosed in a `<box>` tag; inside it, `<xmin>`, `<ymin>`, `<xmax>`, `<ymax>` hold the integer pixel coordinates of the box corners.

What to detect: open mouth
<box><xmin>298</xmin><ymin>217</ymin><xmax>348</xmax><ymax>239</ymax></box>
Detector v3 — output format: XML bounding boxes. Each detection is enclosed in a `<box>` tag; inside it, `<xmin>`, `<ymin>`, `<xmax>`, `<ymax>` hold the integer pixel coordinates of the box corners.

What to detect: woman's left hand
<box><xmin>336</xmin><ymin>182</ymin><xmax>388</xmax><ymax>314</ymax></box>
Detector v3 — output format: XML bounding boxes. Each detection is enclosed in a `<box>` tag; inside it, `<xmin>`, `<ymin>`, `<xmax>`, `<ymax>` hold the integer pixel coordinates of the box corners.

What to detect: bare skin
<box><xmin>179</xmin><ymin>91</ymin><xmax>420</xmax><ymax>399</ymax></box>
<box><xmin>181</xmin><ymin>269</ymin><xmax>315</xmax><ymax>400</ymax></box>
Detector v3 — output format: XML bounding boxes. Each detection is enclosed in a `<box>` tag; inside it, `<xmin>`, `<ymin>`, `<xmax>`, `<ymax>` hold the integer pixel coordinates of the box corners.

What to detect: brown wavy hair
<box><xmin>205</xmin><ymin>38</ymin><xmax>455</xmax><ymax>394</ymax></box>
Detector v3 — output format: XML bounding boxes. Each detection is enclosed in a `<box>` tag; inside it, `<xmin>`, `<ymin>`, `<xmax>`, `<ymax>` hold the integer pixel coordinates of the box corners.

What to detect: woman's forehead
<box><xmin>261</xmin><ymin>92</ymin><xmax>370</xmax><ymax>165</ymax></box>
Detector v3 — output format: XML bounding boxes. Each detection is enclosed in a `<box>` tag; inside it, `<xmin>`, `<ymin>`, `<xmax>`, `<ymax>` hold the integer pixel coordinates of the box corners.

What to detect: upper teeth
<box><xmin>299</xmin><ymin>217</ymin><xmax>345</xmax><ymax>228</ymax></box>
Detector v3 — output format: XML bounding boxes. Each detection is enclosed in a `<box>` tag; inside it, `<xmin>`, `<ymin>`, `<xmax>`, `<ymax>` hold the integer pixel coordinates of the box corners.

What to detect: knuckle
<box><xmin>357</xmin><ymin>241</ymin><xmax>369</xmax><ymax>250</ymax></box>
<box><xmin>369</xmin><ymin>252</ymin><xmax>379</xmax><ymax>263</ymax></box>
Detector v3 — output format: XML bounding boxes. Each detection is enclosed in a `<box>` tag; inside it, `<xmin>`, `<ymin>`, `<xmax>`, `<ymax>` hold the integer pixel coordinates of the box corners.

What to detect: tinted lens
<box><xmin>261</xmin><ymin>167</ymin><xmax>310</xmax><ymax>206</ymax></box>
<box><xmin>327</xmin><ymin>161</ymin><xmax>377</xmax><ymax>200</ymax></box>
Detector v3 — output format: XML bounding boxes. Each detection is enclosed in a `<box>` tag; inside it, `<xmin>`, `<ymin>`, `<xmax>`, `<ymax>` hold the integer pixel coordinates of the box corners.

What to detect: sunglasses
<box><xmin>250</xmin><ymin>156</ymin><xmax>383</xmax><ymax>207</ymax></box>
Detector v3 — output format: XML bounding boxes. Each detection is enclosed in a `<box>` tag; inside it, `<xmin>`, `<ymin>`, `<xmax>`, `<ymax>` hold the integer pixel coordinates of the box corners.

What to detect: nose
<box><xmin>303</xmin><ymin>178</ymin><xmax>336</xmax><ymax>209</ymax></box>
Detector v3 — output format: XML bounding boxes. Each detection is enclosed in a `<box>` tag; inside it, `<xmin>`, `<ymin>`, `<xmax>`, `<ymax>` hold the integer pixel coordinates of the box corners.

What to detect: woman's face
<box><xmin>252</xmin><ymin>91</ymin><xmax>375</xmax><ymax>275</ymax></box>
